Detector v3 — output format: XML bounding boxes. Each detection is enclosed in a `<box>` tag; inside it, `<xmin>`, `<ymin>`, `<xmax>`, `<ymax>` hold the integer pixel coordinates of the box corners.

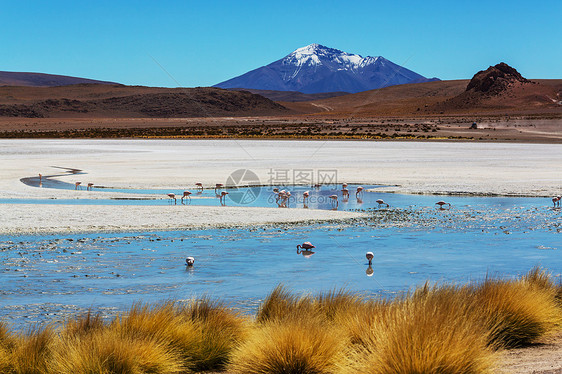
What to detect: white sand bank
<box><xmin>0</xmin><ymin>204</ymin><xmax>363</xmax><ymax>235</ymax></box>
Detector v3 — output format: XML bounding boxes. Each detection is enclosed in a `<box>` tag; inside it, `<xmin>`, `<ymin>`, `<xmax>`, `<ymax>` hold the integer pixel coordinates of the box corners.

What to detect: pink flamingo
<box><xmin>87</xmin><ymin>183</ymin><xmax>94</xmax><ymax>191</ymax></box>
<box><xmin>185</xmin><ymin>257</ymin><xmax>195</xmax><ymax>267</ymax></box>
<box><xmin>376</xmin><ymin>199</ymin><xmax>389</xmax><ymax>208</ymax></box>
<box><xmin>435</xmin><ymin>201</ymin><xmax>451</xmax><ymax>210</ymax></box>
<box><xmin>195</xmin><ymin>183</ymin><xmax>203</xmax><ymax>192</ymax></box>
<box><xmin>366</xmin><ymin>251</ymin><xmax>374</xmax><ymax>265</ymax></box>
<box><xmin>297</xmin><ymin>242</ymin><xmax>315</xmax><ymax>253</ymax></box>
<box><xmin>553</xmin><ymin>196</ymin><xmax>561</xmax><ymax>208</ymax></box>
<box><xmin>182</xmin><ymin>190</ymin><xmax>192</xmax><ymax>202</ymax></box>
<box><xmin>215</xmin><ymin>183</ymin><xmax>224</xmax><ymax>194</ymax></box>
<box><xmin>329</xmin><ymin>194</ymin><xmax>339</xmax><ymax>208</ymax></box>
<box><xmin>168</xmin><ymin>192</ymin><xmax>177</xmax><ymax>204</ymax></box>
<box><xmin>303</xmin><ymin>191</ymin><xmax>310</xmax><ymax>203</ymax></box>
<box><xmin>75</xmin><ymin>182</ymin><xmax>82</xmax><ymax>190</ymax></box>
<box><xmin>272</xmin><ymin>188</ymin><xmax>280</xmax><ymax>203</ymax></box>
<box><xmin>167</xmin><ymin>193</ymin><xmax>177</xmax><ymax>204</ymax></box>
<box><xmin>220</xmin><ymin>191</ymin><xmax>228</xmax><ymax>205</ymax></box>
<box><xmin>356</xmin><ymin>186</ymin><xmax>364</xmax><ymax>197</ymax></box>
<box><xmin>342</xmin><ymin>188</ymin><xmax>349</xmax><ymax>199</ymax></box>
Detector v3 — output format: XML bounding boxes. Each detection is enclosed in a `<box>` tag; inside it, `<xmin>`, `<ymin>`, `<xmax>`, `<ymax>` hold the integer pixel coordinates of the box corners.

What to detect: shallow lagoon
<box><xmin>1</xmin><ymin>187</ymin><xmax>560</xmax><ymax>328</ymax></box>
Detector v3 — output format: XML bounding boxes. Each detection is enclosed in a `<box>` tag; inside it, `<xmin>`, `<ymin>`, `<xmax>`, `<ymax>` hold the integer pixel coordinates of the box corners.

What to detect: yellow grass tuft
<box><xmin>475</xmin><ymin>270</ymin><xmax>562</xmax><ymax>348</ymax></box>
<box><xmin>51</xmin><ymin>328</ymin><xmax>183</xmax><ymax>374</ymax></box>
<box><xmin>229</xmin><ymin>318</ymin><xmax>344</xmax><ymax>374</ymax></box>
<box><xmin>256</xmin><ymin>285</ymin><xmax>316</xmax><ymax>323</ymax></box>
<box><xmin>61</xmin><ymin>310</ymin><xmax>105</xmax><ymax>339</ymax></box>
<box><xmin>342</xmin><ymin>284</ymin><xmax>497</xmax><ymax>374</ymax></box>
<box><xmin>10</xmin><ymin>326</ymin><xmax>54</xmax><ymax>374</ymax></box>
<box><xmin>177</xmin><ymin>297</ymin><xmax>249</xmax><ymax>371</ymax></box>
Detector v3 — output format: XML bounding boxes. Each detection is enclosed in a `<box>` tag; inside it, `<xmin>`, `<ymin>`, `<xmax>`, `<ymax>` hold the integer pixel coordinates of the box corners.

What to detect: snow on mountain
<box><xmin>215</xmin><ymin>44</ymin><xmax>438</xmax><ymax>94</ymax></box>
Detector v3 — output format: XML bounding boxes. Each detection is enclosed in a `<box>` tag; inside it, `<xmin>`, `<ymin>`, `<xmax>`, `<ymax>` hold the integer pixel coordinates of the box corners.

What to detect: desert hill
<box><xmin>283</xmin><ymin>64</ymin><xmax>562</xmax><ymax>117</ymax></box>
<box><xmin>429</xmin><ymin>63</ymin><xmax>562</xmax><ymax>113</ymax></box>
<box><xmin>0</xmin><ymin>85</ymin><xmax>290</xmax><ymax>118</ymax></box>
<box><xmin>0</xmin><ymin>71</ymin><xmax>117</xmax><ymax>87</ymax></box>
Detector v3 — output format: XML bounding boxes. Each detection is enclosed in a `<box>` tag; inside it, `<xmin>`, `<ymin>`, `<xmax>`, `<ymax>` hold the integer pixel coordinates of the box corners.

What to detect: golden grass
<box><xmin>2</xmin><ymin>268</ymin><xmax>561</xmax><ymax>373</ymax></box>
<box><xmin>51</xmin><ymin>329</ymin><xmax>183</xmax><ymax>374</ymax></box>
<box><xmin>341</xmin><ymin>284</ymin><xmax>497</xmax><ymax>374</ymax></box>
<box><xmin>10</xmin><ymin>326</ymin><xmax>54</xmax><ymax>374</ymax></box>
<box><xmin>176</xmin><ymin>298</ymin><xmax>249</xmax><ymax>371</ymax></box>
<box><xmin>229</xmin><ymin>318</ymin><xmax>344</xmax><ymax>374</ymax></box>
<box><xmin>256</xmin><ymin>285</ymin><xmax>315</xmax><ymax>323</ymax></box>
<box><xmin>475</xmin><ymin>269</ymin><xmax>562</xmax><ymax>348</ymax></box>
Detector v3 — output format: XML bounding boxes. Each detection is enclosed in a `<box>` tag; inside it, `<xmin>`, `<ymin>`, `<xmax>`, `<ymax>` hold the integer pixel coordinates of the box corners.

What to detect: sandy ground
<box><xmin>497</xmin><ymin>332</ymin><xmax>562</xmax><ymax>374</ymax></box>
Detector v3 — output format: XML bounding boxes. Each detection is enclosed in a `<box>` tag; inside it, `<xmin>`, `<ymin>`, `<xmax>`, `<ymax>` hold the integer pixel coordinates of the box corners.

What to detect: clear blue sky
<box><xmin>2</xmin><ymin>1</ymin><xmax>561</xmax><ymax>87</ymax></box>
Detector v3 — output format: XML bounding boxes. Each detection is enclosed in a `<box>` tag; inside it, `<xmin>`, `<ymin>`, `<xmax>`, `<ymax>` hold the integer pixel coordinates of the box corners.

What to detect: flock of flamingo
<box><xmin>38</xmin><ymin>172</ymin><xmax>560</xmax><ymax>210</ymax></box>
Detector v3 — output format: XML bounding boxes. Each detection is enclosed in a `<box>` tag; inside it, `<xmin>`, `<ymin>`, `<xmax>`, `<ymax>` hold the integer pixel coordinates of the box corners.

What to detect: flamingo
<box><xmin>366</xmin><ymin>251</ymin><xmax>374</xmax><ymax>265</ymax></box>
<box><xmin>376</xmin><ymin>199</ymin><xmax>389</xmax><ymax>208</ymax></box>
<box><xmin>356</xmin><ymin>186</ymin><xmax>364</xmax><ymax>197</ymax></box>
<box><xmin>182</xmin><ymin>190</ymin><xmax>192</xmax><ymax>202</ymax></box>
<box><xmin>185</xmin><ymin>257</ymin><xmax>195</xmax><ymax>267</ymax></box>
<box><xmin>314</xmin><ymin>183</ymin><xmax>321</xmax><ymax>189</ymax></box>
<box><xmin>303</xmin><ymin>191</ymin><xmax>310</xmax><ymax>203</ymax></box>
<box><xmin>75</xmin><ymin>182</ymin><xmax>82</xmax><ymax>190</ymax></box>
<box><xmin>552</xmin><ymin>196</ymin><xmax>561</xmax><ymax>207</ymax></box>
<box><xmin>342</xmin><ymin>188</ymin><xmax>349</xmax><ymax>199</ymax></box>
<box><xmin>435</xmin><ymin>201</ymin><xmax>451</xmax><ymax>209</ymax></box>
<box><xmin>297</xmin><ymin>242</ymin><xmax>315</xmax><ymax>253</ymax></box>
<box><xmin>215</xmin><ymin>183</ymin><xmax>224</xmax><ymax>194</ymax></box>
<box><xmin>167</xmin><ymin>193</ymin><xmax>177</xmax><ymax>204</ymax></box>
<box><xmin>87</xmin><ymin>183</ymin><xmax>94</xmax><ymax>191</ymax></box>
<box><xmin>195</xmin><ymin>183</ymin><xmax>203</xmax><ymax>192</ymax></box>
<box><xmin>38</xmin><ymin>173</ymin><xmax>42</xmax><ymax>182</ymax></box>
<box><xmin>329</xmin><ymin>194</ymin><xmax>339</xmax><ymax>208</ymax></box>
<box><xmin>220</xmin><ymin>191</ymin><xmax>228</xmax><ymax>205</ymax></box>
<box><xmin>284</xmin><ymin>191</ymin><xmax>291</xmax><ymax>207</ymax></box>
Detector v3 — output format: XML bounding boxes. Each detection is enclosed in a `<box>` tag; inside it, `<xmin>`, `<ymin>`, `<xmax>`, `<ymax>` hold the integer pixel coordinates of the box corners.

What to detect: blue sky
<box><xmin>2</xmin><ymin>1</ymin><xmax>561</xmax><ymax>87</ymax></box>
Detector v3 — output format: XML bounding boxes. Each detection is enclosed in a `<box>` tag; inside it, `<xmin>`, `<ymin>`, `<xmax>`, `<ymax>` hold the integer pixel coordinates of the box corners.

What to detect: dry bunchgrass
<box><xmin>0</xmin><ymin>323</ymin><xmax>11</xmax><ymax>374</ymax></box>
<box><xmin>177</xmin><ymin>297</ymin><xmax>249</xmax><ymax>372</ymax></box>
<box><xmin>10</xmin><ymin>326</ymin><xmax>54</xmax><ymax>374</ymax></box>
<box><xmin>2</xmin><ymin>269</ymin><xmax>561</xmax><ymax>373</ymax></box>
<box><xmin>60</xmin><ymin>310</ymin><xmax>105</xmax><ymax>339</ymax></box>
<box><xmin>256</xmin><ymin>285</ymin><xmax>315</xmax><ymax>323</ymax></box>
<box><xmin>110</xmin><ymin>302</ymin><xmax>201</xmax><ymax>371</ymax></box>
<box><xmin>229</xmin><ymin>318</ymin><xmax>344</xmax><ymax>374</ymax></box>
<box><xmin>474</xmin><ymin>269</ymin><xmax>562</xmax><ymax>348</ymax></box>
<box><xmin>51</xmin><ymin>329</ymin><xmax>183</xmax><ymax>374</ymax></box>
<box><xmin>341</xmin><ymin>284</ymin><xmax>497</xmax><ymax>374</ymax></box>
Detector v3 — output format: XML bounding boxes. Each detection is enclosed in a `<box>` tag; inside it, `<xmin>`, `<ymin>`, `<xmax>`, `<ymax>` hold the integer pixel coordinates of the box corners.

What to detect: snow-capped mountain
<box><xmin>215</xmin><ymin>44</ymin><xmax>438</xmax><ymax>94</ymax></box>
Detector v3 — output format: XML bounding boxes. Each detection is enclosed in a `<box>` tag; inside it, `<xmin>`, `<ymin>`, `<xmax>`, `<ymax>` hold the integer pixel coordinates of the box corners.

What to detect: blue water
<box><xmin>2</xmin><ymin>176</ymin><xmax>561</xmax><ymax>327</ymax></box>
<box><xmin>1</xmin><ymin>191</ymin><xmax>560</xmax><ymax>328</ymax></box>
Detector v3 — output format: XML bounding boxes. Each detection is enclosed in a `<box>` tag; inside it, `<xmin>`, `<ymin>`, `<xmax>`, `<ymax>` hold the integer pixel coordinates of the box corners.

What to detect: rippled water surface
<box><xmin>1</xmin><ymin>187</ymin><xmax>561</xmax><ymax>328</ymax></box>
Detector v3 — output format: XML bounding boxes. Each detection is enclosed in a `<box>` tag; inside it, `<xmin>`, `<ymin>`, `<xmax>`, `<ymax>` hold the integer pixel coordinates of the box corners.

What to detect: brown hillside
<box><xmin>429</xmin><ymin>64</ymin><xmax>562</xmax><ymax>114</ymax></box>
<box><xmin>0</xmin><ymin>85</ymin><xmax>291</xmax><ymax>118</ymax></box>
<box><xmin>282</xmin><ymin>80</ymin><xmax>469</xmax><ymax>116</ymax></box>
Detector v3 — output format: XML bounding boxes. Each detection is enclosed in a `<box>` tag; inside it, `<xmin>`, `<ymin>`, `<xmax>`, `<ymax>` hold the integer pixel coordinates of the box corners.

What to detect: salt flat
<box><xmin>0</xmin><ymin>139</ymin><xmax>559</xmax><ymax>234</ymax></box>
